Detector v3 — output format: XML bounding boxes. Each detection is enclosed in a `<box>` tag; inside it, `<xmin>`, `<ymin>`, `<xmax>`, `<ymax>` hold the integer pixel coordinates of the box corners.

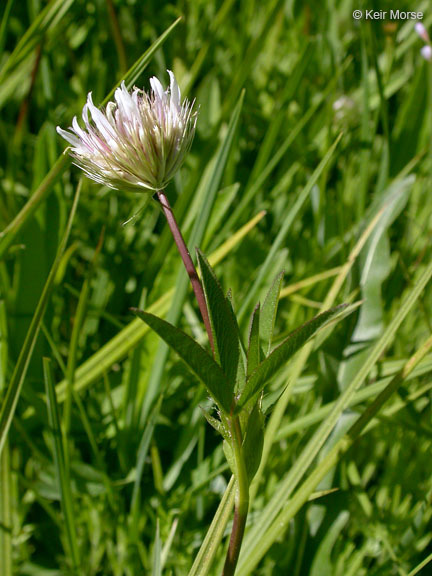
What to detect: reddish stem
<box><xmin>156</xmin><ymin>190</ymin><xmax>215</xmax><ymax>354</ymax></box>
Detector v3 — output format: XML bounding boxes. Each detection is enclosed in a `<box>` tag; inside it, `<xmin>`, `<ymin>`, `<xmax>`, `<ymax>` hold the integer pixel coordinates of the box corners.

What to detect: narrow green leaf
<box><xmin>226</xmin><ymin>290</ymin><xmax>246</xmax><ymax>392</ymax></box>
<box><xmin>43</xmin><ymin>358</ymin><xmax>80</xmax><ymax>570</ymax></box>
<box><xmin>0</xmin><ymin>0</ymin><xmax>15</xmax><ymax>57</ymax></box>
<box><xmin>260</xmin><ymin>271</ymin><xmax>284</xmax><ymax>354</ymax></box>
<box><xmin>188</xmin><ymin>476</ymin><xmax>236</xmax><ymax>576</ymax></box>
<box><xmin>196</xmin><ymin>249</ymin><xmax>240</xmax><ymax>387</ymax></box>
<box><xmin>238</xmin><ymin>303</ymin><xmax>352</xmax><ymax>410</ymax></box>
<box><xmin>223</xmin><ymin>439</ymin><xmax>235</xmax><ymax>475</ymax></box>
<box><xmin>152</xmin><ymin>519</ymin><xmax>162</xmax><ymax>576</ymax></box>
<box><xmin>103</xmin><ymin>17</ymin><xmax>182</xmax><ymax>104</ymax></box>
<box><xmin>133</xmin><ymin>310</ymin><xmax>232</xmax><ymax>412</ymax></box>
<box><xmin>0</xmin><ymin>184</ymin><xmax>80</xmax><ymax>458</ymax></box>
<box><xmin>129</xmin><ymin>396</ymin><xmax>162</xmax><ymax>540</ymax></box>
<box><xmin>408</xmin><ymin>551</ymin><xmax>432</xmax><ymax>576</ymax></box>
<box><xmin>309</xmin><ymin>512</ymin><xmax>350</xmax><ymax>576</ymax></box>
<box><xmin>0</xmin><ymin>441</ymin><xmax>12</xmax><ymax>576</ymax></box>
<box><xmin>247</xmin><ymin>304</ymin><xmax>261</xmax><ymax>377</ymax></box>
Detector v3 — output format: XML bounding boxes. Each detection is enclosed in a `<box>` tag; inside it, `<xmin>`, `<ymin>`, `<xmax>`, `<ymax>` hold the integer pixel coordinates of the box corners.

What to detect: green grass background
<box><xmin>1</xmin><ymin>0</ymin><xmax>432</xmax><ymax>574</ymax></box>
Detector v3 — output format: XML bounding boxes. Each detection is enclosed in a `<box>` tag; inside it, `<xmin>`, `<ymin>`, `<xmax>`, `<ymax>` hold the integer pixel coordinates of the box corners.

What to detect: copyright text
<box><xmin>353</xmin><ymin>10</ymin><xmax>423</xmax><ymax>20</ymax></box>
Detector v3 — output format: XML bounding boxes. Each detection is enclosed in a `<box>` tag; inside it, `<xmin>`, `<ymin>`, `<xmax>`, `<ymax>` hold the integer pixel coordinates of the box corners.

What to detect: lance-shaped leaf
<box><xmin>133</xmin><ymin>310</ymin><xmax>232</xmax><ymax>412</ymax></box>
<box><xmin>260</xmin><ymin>271</ymin><xmax>284</xmax><ymax>354</ymax></box>
<box><xmin>196</xmin><ymin>250</ymin><xmax>240</xmax><ymax>389</ymax></box>
<box><xmin>237</xmin><ymin>303</ymin><xmax>354</xmax><ymax>411</ymax></box>
<box><xmin>243</xmin><ymin>401</ymin><xmax>264</xmax><ymax>481</ymax></box>
<box><xmin>247</xmin><ymin>304</ymin><xmax>261</xmax><ymax>377</ymax></box>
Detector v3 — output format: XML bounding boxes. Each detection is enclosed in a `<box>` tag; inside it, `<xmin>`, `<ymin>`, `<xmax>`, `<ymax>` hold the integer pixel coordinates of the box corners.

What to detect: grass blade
<box><xmin>0</xmin><ymin>440</ymin><xmax>12</xmax><ymax>576</ymax></box>
<box><xmin>43</xmin><ymin>357</ymin><xmax>80</xmax><ymax>570</ymax></box>
<box><xmin>0</xmin><ymin>183</ymin><xmax>80</xmax><ymax>458</ymax></box>
<box><xmin>0</xmin><ymin>0</ymin><xmax>75</xmax><ymax>84</ymax></box>
<box><xmin>239</xmin><ymin>332</ymin><xmax>432</xmax><ymax>574</ymax></box>
<box><xmin>188</xmin><ymin>476</ymin><xmax>236</xmax><ymax>576</ymax></box>
<box><xmin>238</xmin><ymin>133</ymin><xmax>343</xmax><ymax>321</ymax></box>
<box><xmin>238</xmin><ymin>260</ymin><xmax>432</xmax><ymax>573</ymax></box>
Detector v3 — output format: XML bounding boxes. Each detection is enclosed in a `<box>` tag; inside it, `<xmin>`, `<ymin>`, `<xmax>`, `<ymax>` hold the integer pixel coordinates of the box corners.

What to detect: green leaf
<box><xmin>238</xmin><ymin>303</ymin><xmax>352</xmax><ymax>411</ymax></box>
<box><xmin>260</xmin><ymin>271</ymin><xmax>284</xmax><ymax>354</ymax></box>
<box><xmin>243</xmin><ymin>402</ymin><xmax>264</xmax><ymax>482</ymax></box>
<box><xmin>226</xmin><ymin>290</ymin><xmax>247</xmax><ymax>393</ymax></box>
<box><xmin>200</xmin><ymin>408</ymin><xmax>226</xmax><ymax>438</ymax></box>
<box><xmin>196</xmin><ymin>250</ymin><xmax>240</xmax><ymax>388</ymax></box>
<box><xmin>133</xmin><ymin>310</ymin><xmax>232</xmax><ymax>412</ymax></box>
<box><xmin>247</xmin><ymin>304</ymin><xmax>261</xmax><ymax>377</ymax></box>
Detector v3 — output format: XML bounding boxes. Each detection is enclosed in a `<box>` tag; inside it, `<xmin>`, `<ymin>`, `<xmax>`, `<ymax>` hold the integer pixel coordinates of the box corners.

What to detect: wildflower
<box><xmin>415</xmin><ymin>22</ymin><xmax>432</xmax><ymax>62</ymax></box>
<box><xmin>57</xmin><ymin>71</ymin><xmax>197</xmax><ymax>192</ymax></box>
<box><xmin>421</xmin><ymin>45</ymin><xmax>432</xmax><ymax>61</ymax></box>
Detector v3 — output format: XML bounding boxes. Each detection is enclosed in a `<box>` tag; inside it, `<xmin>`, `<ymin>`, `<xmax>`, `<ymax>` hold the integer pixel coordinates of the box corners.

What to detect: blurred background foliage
<box><xmin>0</xmin><ymin>0</ymin><xmax>432</xmax><ymax>574</ymax></box>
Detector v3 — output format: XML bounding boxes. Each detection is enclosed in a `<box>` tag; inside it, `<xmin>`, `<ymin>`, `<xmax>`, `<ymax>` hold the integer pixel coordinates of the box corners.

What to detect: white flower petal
<box><xmin>87</xmin><ymin>93</ymin><xmax>117</xmax><ymax>143</ymax></box>
<box><xmin>56</xmin><ymin>126</ymin><xmax>81</xmax><ymax>147</ymax></box>
<box><xmin>168</xmin><ymin>70</ymin><xmax>181</xmax><ymax>112</ymax></box>
<box><xmin>150</xmin><ymin>76</ymin><xmax>166</xmax><ymax>104</ymax></box>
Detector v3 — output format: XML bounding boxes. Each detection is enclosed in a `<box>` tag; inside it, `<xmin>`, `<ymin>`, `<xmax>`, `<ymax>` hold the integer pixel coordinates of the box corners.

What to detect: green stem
<box><xmin>222</xmin><ymin>416</ymin><xmax>249</xmax><ymax>576</ymax></box>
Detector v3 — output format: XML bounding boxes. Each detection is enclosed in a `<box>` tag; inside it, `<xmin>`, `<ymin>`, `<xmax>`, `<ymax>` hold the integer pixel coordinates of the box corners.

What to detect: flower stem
<box><xmin>222</xmin><ymin>416</ymin><xmax>249</xmax><ymax>576</ymax></box>
<box><xmin>156</xmin><ymin>189</ymin><xmax>215</xmax><ymax>354</ymax></box>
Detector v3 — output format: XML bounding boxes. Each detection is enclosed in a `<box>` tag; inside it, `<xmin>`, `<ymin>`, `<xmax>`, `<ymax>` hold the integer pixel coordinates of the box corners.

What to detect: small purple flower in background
<box><xmin>421</xmin><ymin>45</ymin><xmax>432</xmax><ymax>62</ymax></box>
<box><xmin>415</xmin><ymin>22</ymin><xmax>432</xmax><ymax>61</ymax></box>
<box><xmin>57</xmin><ymin>71</ymin><xmax>197</xmax><ymax>192</ymax></box>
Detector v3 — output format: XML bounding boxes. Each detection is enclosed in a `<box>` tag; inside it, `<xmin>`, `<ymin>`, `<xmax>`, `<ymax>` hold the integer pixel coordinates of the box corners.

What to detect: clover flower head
<box><xmin>57</xmin><ymin>70</ymin><xmax>197</xmax><ymax>192</ymax></box>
